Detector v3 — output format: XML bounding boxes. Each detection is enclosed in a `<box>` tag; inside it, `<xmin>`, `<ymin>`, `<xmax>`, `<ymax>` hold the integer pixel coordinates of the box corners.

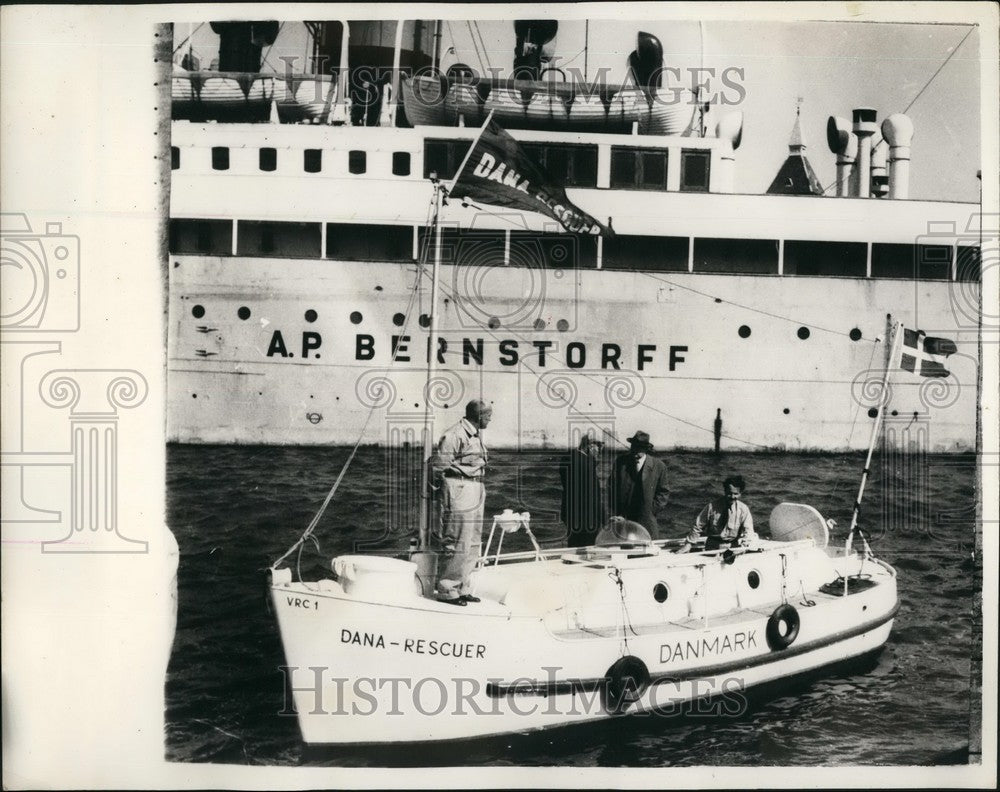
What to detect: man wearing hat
<box><xmin>433</xmin><ymin>399</ymin><xmax>492</xmax><ymax>605</ymax></box>
<box><xmin>560</xmin><ymin>434</ymin><xmax>606</xmax><ymax>547</ymax></box>
<box><xmin>607</xmin><ymin>430</ymin><xmax>671</xmax><ymax>538</ymax></box>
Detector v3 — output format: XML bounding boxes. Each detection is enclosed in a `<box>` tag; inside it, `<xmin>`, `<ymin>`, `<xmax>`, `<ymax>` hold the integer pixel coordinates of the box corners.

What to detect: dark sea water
<box><xmin>165</xmin><ymin>444</ymin><xmax>978</xmax><ymax>766</ymax></box>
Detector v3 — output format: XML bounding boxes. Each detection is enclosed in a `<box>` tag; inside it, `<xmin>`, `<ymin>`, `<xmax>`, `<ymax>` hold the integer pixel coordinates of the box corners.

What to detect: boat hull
<box><xmin>270</xmin><ymin>546</ymin><xmax>898</xmax><ymax>745</ymax></box>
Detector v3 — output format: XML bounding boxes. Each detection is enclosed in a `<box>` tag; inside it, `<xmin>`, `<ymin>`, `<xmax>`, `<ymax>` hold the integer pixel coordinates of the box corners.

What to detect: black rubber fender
<box><xmin>766</xmin><ymin>603</ymin><xmax>801</xmax><ymax>650</ymax></box>
<box><xmin>603</xmin><ymin>655</ymin><xmax>650</xmax><ymax>714</ymax></box>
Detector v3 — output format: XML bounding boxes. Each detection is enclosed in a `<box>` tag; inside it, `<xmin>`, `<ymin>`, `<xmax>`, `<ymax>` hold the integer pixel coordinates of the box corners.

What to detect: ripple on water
<box><xmin>165</xmin><ymin>446</ymin><xmax>978</xmax><ymax>766</ymax></box>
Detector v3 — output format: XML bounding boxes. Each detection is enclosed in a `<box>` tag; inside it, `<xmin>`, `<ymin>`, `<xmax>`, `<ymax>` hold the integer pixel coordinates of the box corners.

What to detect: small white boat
<box><xmin>269</xmin><ymin>160</ymin><xmax>905</xmax><ymax>748</ymax></box>
<box><xmin>271</xmin><ymin>503</ymin><xmax>897</xmax><ymax>745</ymax></box>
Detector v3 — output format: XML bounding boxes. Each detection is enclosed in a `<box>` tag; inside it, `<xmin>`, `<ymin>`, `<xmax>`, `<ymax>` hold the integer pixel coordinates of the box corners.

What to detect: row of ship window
<box><xmin>168</xmin><ymin>219</ymin><xmax>982</xmax><ymax>281</ymax></box>
<box><xmin>169</xmin><ymin>141</ymin><xmax>711</xmax><ymax>192</ymax></box>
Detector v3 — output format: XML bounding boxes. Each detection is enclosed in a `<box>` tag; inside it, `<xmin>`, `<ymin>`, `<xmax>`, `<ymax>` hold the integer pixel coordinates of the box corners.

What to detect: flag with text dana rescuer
<box><xmin>450</xmin><ymin>119</ymin><xmax>612</xmax><ymax>236</ymax></box>
<box><xmin>899</xmin><ymin>327</ymin><xmax>957</xmax><ymax>378</ymax></box>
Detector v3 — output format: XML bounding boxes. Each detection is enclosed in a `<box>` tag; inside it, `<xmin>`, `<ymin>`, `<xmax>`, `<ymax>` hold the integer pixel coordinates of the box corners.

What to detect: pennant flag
<box><xmin>451</xmin><ymin>118</ymin><xmax>612</xmax><ymax>236</ymax></box>
<box><xmin>899</xmin><ymin>327</ymin><xmax>956</xmax><ymax>378</ymax></box>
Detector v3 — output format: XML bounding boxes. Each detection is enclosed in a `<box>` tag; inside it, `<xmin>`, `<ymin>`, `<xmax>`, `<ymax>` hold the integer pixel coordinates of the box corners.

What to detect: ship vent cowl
<box><xmin>852</xmin><ymin>108</ymin><xmax>878</xmax><ymax>198</ymax></box>
<box><xmin>826</xmin><ymin>115</ymin><xmax>857</xmax><ymax>198</ymax></box>
<box><xmin>882</xmin><ymin>113</ymin><xmax>913</xmax><ymax>200</ymax></box>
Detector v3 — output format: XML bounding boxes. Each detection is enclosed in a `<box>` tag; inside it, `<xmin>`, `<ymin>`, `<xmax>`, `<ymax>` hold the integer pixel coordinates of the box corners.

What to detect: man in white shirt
<box><xmin>677</xmin><ymin>475</ymin><xmax>756</xmax><ymax>553</ymax></box>
<box><xmin>434</xmin><ymin>399</ymin><xmax>492</xmax><ymax>605</ymax></box>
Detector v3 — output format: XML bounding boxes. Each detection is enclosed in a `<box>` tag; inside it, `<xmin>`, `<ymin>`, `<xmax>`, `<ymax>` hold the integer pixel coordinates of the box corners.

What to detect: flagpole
<box><xmin>417</xmin><ymin>111</ymin><xmax>494</xmax><ymax>550</ymax></box>
<box><xmin>447</xmin><ymin>110</ymin><xmax>495</xmax><ymax>195</ymax></box>
<box><xmin>843</xmin><ymin>318</ymin><xmax>903</xmax><ymax>590</ymax></box>
<box><xmin>418</xmin><ymin>181</ymin><xmax>446</xmax><ymax>551</ymax></box>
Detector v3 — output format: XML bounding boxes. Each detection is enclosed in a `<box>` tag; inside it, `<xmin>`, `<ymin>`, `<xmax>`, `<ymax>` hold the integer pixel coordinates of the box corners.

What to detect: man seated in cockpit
<box><xmin>676</xmin><ymin>475</ymin><xmax>756</xmax><ymax>553</ymax></box>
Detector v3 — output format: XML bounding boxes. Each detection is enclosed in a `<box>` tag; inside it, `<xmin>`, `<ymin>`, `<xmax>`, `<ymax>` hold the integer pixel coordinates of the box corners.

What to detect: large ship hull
<box><xmin>168</xmin><ymin>256</ymin><xmax>978</xmax><ymax>450</ymax></box>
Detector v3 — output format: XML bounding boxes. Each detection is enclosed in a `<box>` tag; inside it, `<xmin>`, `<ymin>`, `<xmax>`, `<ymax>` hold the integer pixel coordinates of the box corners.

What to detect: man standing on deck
<box><xmin>608</xmin><ymin>430</ymin><xmax>671</xmax><ymax>538</ymax></box>
<box><xmin>560</xmin><ymin>434</ymin><xmax>605</xmax><ymax>547</ymax></box>
<box><xmin>434</xmin><ymin>399</ymin><xmax>492</xmax><ymax>606</ymax></box>
<box><xmin>676</xmin><ymin>475</ymin><xmax>756</xmax><ymax>553</ymax></box>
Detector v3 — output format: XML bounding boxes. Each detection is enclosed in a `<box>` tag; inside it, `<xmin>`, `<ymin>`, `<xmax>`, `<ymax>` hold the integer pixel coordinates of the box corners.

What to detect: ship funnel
<box><xmin>871</xmin><ymin>139</ymin><xmax>889</xmax><ymax>198</ymax></box>
<box><xmin>513</xmin><ymin>20</ymin><xmax>558</xmax><ymax>81</ymax></box>
<box><xmin>714</xmin><ymin>111</ymin><xmax>743</xmax><ymax>193</ymax></box>
<box><xmin>882</xmin><ymin>113</ymin><xmax>913</xmax><ymax>199</ymax></box>
<box><xmin>826</xmin><ymin>115</ymin><xmax>857</xmax><ymax>197</ymax></box>
<box><xmin>628</xmin><ymin>31</ymin><xmax>665</xmax><ymax>88</ymax></box>
<box><xmin>209</xmin><ymin>21</ymin><xmax>279</xmax><ymax>72</ymax></box>
<box><xmin>715</xmin><ymin>111</ymin><xmax>744</xmax><ymax>149</ymax></box>
<box><xmin>852</xmin><ymin>108</ymin><xmax>878</xmax><ymax>197</ymax></box>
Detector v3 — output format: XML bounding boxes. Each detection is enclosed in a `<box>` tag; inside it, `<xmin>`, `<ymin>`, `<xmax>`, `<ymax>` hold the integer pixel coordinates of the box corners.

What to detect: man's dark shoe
<box><xmin>438</xmin><ymin>597</ymin><xmax>467</xmax><ymax>606</ymax></box>
<box><xmin>460</xmin><ymin>594</ymin><xmax>481</xmax><ymax>603</ymax></box>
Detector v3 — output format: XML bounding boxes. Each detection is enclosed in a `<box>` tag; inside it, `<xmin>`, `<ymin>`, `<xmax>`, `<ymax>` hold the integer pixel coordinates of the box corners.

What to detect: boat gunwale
<box><xmin>487</xmin><ymin>598</ymin><xmax>900</xmax><ymax>698</ymax></box>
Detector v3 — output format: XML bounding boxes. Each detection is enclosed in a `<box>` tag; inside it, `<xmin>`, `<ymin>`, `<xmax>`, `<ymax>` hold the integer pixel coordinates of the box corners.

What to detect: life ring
<box><xmin>603</xmin><ymin>655</ymin><xmax>650</xmax><ymax>714</ymax></box>
<box><xmin>766</xmin><ymin>603</ymin><xmax>800</xmax><ymax>650</ymax></box>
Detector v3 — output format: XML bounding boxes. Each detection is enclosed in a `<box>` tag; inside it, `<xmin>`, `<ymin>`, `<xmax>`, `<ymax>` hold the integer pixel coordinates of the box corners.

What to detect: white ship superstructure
<box><xmin>167</xmin><ymin>19</ymin><xmax>982</xmax><ymax>451</ymax></box>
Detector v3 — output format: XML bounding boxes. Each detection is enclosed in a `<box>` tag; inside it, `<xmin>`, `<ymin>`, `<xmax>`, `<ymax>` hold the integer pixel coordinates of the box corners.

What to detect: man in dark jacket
<box><xmin>608</xmin><ymin>430</ymin><xmax>671</xmax><ymax>538</ymax></box>
<box><xmin>560</xmin><ymin>435</ymin><xmax>605</xmax><ymax>547</ymax></box>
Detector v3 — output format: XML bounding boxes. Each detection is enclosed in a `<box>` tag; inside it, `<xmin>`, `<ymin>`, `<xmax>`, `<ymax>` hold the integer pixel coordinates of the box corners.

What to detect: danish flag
<box><xmin>899</xmin><ymin>327</ymin><xmax>956</xmax><ymax>378</ymax></box>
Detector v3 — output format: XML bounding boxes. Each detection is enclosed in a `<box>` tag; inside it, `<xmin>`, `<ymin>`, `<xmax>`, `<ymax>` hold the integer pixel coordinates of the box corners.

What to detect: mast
<box><xmin>843</xmin><ymin>318</ymin><xmax>903</xmax><ymax>590</ymax></box>
<box><xmin>417</xmin><ymin>113</ymin><xmax>495</xmax><ymax>548</ymax></box>
<box><xmin>418</xmin><ymin>181</ymin><xmax>445</xmax><ymax>550</ymax></box>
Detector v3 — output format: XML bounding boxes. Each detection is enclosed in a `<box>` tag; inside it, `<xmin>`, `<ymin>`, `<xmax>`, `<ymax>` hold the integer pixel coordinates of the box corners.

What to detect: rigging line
<box><xmin>554</xmin><ymin>47</ymin><xmax>587</xmax><ymax>70</ymax></box>
<box><xmin>172</xmin><ymin>22</ymin><xmax>206</xmax><ymax>56</ymax></box>
<box><xmin>414</xmin><ymin>260</ymin><xmax>774</xmax><ymax>448</ymax></box>
<box><xmin>444</xmin><ymin>21</ymin><xmax>461</xmax><ymax>68</ymax></box>
<box><xmin>638</xmin><ymin>270</ymin><xmax>864</xmax><ymax>338</ymax></box>
<box><xmin>273</xmin><ymin>194</ymin><xmax>438</xmax><ymax>571</ymax></box>
<box><xmin>473</xmin><ymin>21</ymin><xmax>492</xmax><ymax>71</ymax></box>
<box><xmin>410</xmin><ymin>260</ymin><xmax>775</xmax><ymax>450</ymax></box>
<box><xmin>260</xmin><ymin>22</ymin><xmax>285</xmax><ymax>73</ymax></box>
<box><xmin>819</xmin><ymin>24</ymin><xmax>977</xmax><ymax>196</ymax></box>
<box><xmin>463</xmin><ymin>205</ymin><xmax>884</xmax><ymax>340</ymax></box>
<box><xmin>466</xmin><ymin>21</ymin><xmax>487</xmax><ymax>74</ymax></box>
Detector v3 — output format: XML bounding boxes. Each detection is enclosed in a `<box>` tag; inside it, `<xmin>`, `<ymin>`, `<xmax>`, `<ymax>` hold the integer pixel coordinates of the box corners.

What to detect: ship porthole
<box><xmin>305</xmin><ymin>309</ymin><xmax>318</xmax><ymax>323</ymax></box>
<box><xmin>850</xmin><ymin>328</ymin><xmax>863</xmax><ymax>341</ymax></box>
<box><xmin>797</xmin><ymin>326</ymin><xmax>811</xmax><ymax>340</ymax></box>
<box><xmin>419</xmin><ymin>314</ymin><xmax>431</xmax><ymax>328</ymax></box>
<box><xmin>392</xmin><ymin>312</ymin><xmax>405</xmax><ymax>326</ymax></box>
<box><xmin>556</xmin><ymin>319</ymin><xmax>570</xmax><ymax>332</ymax></box>
<box><xmin>652</xmin><ymin>582</ymin><xmax>669</xmax><ymax>603</ymax></box>
<box><xmin>738</xmin><ymin>325</ymin><xmax>751</xmax><ymax>338</ymax></box>
<box><xmin>747</xmin><ymin>570</ymin><xmax>761</xmax><ymax>589</ymax></box>
<box><xmin>487</xmin><ymin>316</ymin><xmax>501</xmax><ymax>329</ymax></box>
<box><xmin>350</xmin><ymin>311</ymin><xmax>363</xmax><ymax>325</ymax></box>
<box><xmin>237</xmin><ymin>306</ymin><xmax>251</xmax><ymax>320</ymax></box>
<box><xmin>533</xmin><ymin>318</ymin><xmax>546</xmax><ymax>331</ymax></box>
<box><xmin>192</xmin><ymin>305</ymin><xmax>205</xmax><ymax>318</ymax></box>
